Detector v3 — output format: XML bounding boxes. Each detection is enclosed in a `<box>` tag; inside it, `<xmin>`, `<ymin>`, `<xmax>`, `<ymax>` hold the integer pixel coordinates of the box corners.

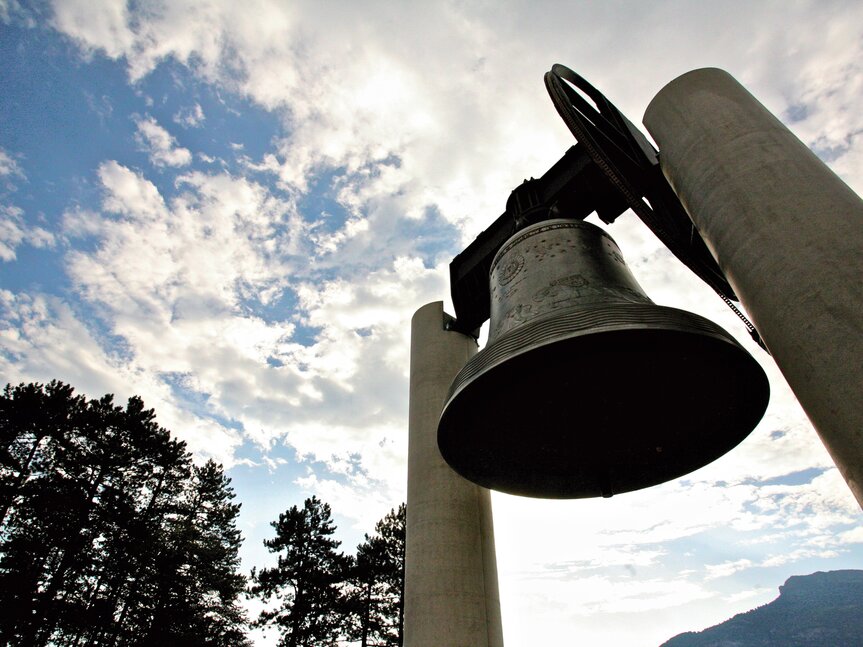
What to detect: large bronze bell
<box><xmin>437</xmin><ymin>218</ymin><xmax>769</xmax><ymax>498</ymax></box>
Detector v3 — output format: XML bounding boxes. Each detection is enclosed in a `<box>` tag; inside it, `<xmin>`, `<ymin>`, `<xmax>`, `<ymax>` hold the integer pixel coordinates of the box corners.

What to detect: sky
<box><xmin>1</xmin><ymin>1</ymin><xmax>862</xmax><ymax>645</ymax></box>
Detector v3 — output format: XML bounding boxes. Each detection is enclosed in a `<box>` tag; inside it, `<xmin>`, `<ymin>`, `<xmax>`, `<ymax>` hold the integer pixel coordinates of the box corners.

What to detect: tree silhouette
<box><xmin>0</xmin><ymin>381</ymin><xmax>250</xmax><ymax>646</ymax></box>
<box><xmin>249</xmin><ymin>496</ymin><xmax>351</xmax><ymax>646</ymax></box>
<box><xmin>345</xmin><ymin>504</ymin><xmax>406</xmax><ymax>647</ymax></box>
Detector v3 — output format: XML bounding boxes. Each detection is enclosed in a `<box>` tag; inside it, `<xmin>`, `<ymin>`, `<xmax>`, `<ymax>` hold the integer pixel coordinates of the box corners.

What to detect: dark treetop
<box><xmin>0</xmin><ymin>380</ymin><xmax>251</xmax><ymax>647</ymax></box>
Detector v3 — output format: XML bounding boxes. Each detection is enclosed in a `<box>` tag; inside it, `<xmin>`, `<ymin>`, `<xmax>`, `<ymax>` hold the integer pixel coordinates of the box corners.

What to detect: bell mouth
<box><xmin>437</xmin><ymin>303</ymin><xmax>770</xmax><ymax>499</ymax></box>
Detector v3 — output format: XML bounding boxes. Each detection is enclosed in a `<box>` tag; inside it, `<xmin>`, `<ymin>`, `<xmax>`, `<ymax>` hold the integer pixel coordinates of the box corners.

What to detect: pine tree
<box><xmin>0</xmin><ymin>381</ymin><xmax>251</xmax><ymax>646</ymax></box>
<box><xmin>96</xmin><ymin>432</ymin><xmax>193</xmax><ymax>646</ymax></box>
<box><xmin>345</xmin><ymin>504</ymin><xmax>405</xmax><ymax>646</ymax></box>
<box><xmin>250</xmin><ymin>496</ymin><xmax>351</xmax><ymax>646</ymax></box>
<box><xmin>133</xmin><ymin>460</ymin><xmax>250</xmax><ymax>646</ymax></box>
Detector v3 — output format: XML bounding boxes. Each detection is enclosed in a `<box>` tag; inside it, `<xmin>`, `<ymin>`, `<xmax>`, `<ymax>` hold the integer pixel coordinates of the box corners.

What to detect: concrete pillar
<box><xmin>405</xmin><ymin>301</ymin><xmax>504</xmax><ymax>647</ymax></box>
<box><xmin>643</xmin><ymin>68</ymin><xmax>863</xmax><ymax>506</ymax></box>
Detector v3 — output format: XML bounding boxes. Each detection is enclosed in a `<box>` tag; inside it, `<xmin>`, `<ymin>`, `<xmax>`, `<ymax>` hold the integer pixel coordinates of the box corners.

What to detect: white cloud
<box><xmin>724</xmin><ymin>587</ymin><xmax>774</xmax><ymax>605</ymax></box>
<box><xmin>502</xmin><ymin>570</ymin><xmax>716</xmax><ymax>647</ymax></box>
<box><xmin>0</xmin><ymin>290</ymin><xmax>243</xmax><ymax>465</ymax></box>
<box><xmin>838</xmin><ymin>526</ymin><xmax>863</xmax><ymax>545</ymax></box>
<box><xmin>133</xmin><ymin>115</ymin><xmax>193</xmax><ymax>168</ymax></box>
<box><xmin>0</xmin><ymin>205</ymin><xmax>28</xmax><ymax>261</ymax></box>
<box><xmin>47</xmin><ymin>1</ymin><xmax>863</xmax><ymax>229</ymax></box>
<box><xmin>0</xmin><ymin>0</ymin><xmax>19</xmax><ymax>23</ymax></box>
<box><xmin>705</xmin><ymin>558</ymin><xmax>754</xmax><ymax>580</ymax></box>
<box><xmin>57</xmin><ymin>158</ymin><xmax>446</xmax><ymax>508</ymax></box>
<box><xmin>0</xmin><ymin>290</ymin><xmax>120</xmax><ymax>394</ymax></box>
<box><xmin>62</xmin><ymin>207</ymin><xmax>107</xmax><ymax>238</ymax></box>
<box><xmin>51</xmin><ymin>0</ymin><xmax>134</xmax><ymax>59</ymax></box>
<box><xmin>760</xmin><ymin>548</ymin><xmax>841</xmax><ymax>568</ymax></box>
<box><xmin>174</xmin><ymin>102</ymin><xmax>206</xmax><ymax>128</ymax></box>
<box><xmin>0</xmin><ymin>148</ymin><xmax>24</xmax><ymax>180</ymax></box>
<box><xmin>0</xmin><ymin>205</ymin><xmax>55</xmax><ymax>262</ymax></box>
<box><xmin>0</xmin><ymin>149</ymin><xmax>53</xmax><ymax>261</ymax></box>
<box><xmin>98</xmin><ymin>160</ymin><xmax>169</xmax><ymax>220</ymax></box>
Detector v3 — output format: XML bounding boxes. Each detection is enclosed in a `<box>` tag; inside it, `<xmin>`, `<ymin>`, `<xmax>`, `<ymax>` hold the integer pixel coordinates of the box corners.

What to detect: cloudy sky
<box><xmin>2</xmin><ymin>1</ymin><xmax>863</xmax><ymax>645</ymax></box>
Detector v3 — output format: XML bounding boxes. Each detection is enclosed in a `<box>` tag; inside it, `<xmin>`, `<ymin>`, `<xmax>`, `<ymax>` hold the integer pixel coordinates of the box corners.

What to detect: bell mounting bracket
<box><xmin>448</xmin><ymin>64</ymin><xmax>738</xmax><ymax>337</ymax></box>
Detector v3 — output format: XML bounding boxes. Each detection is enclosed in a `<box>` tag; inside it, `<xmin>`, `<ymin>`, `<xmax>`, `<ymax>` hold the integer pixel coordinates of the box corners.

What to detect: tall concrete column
<box><xmin>643</xmin><ymin>68</ymin><xmax>863</xmax><ymax>506</ymax></box>
<box><xmin>405</xmin><ymin>301</ymin><xmax>504</xmax><ymax>647</ymax></box>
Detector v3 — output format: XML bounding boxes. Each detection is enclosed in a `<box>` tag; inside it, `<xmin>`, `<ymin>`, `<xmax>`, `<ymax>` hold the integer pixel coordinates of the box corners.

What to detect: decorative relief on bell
<box><xmin>489</xmin><ymin>219</ymin><xmax>652</xmax><ymax>341</ymax></box>
<box><xmin>497</xmin><ymin>252</ymin><xmax>525</xmax><ymax>286</ymax></box>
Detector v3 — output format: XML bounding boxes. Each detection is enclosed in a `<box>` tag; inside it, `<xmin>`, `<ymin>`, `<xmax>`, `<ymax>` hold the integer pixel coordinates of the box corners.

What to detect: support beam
<box><xmin>405</xmin><ymin>301</ymin><xmax>504</xmax><ymax>647</ymax></box>
<box><xmin>643</xmin><ymin>68</ymin><xmax>863</xmax><ymax>506</ymax></box>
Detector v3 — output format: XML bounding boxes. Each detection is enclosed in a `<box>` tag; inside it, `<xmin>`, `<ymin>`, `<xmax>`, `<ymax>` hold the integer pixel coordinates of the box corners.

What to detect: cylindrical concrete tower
<box><xmin>405</xmin><ymin>301</ymin><xmax>504</xmax><ymax>647</ymax></box>
<box><xmin>643</xmin><ymin>68</ymin><xmax>863</xmax><ymax>507</ymax></box>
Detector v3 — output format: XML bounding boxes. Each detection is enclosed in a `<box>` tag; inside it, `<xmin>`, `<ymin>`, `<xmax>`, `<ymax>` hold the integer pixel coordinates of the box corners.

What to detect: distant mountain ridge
<box><xmin>659</xmin><ymin>570</ymin><xmax>863</xmax><ymax>647</ymax></box>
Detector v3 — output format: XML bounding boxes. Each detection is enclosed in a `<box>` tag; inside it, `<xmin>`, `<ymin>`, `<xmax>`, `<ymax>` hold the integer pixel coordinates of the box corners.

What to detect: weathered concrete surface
<box><xmin>404</xmin><ymin>301</ymin><xmax>504</xmax><ymax>646</ymax></box>
<box><xmin>644</xmin><ymin>68</ymin><xmax>863</xmax><ymax>507</ymax></box>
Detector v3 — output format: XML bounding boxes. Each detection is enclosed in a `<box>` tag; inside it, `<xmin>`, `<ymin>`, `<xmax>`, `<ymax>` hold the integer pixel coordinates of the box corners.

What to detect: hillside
<box><xmin>660</xmin><ymin>570</ymin><xmax>863</xmax><ymax>647</ymax></box>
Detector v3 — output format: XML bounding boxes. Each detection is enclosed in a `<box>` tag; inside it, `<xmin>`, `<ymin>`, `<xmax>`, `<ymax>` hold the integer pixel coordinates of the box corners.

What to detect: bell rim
<box><xmin>444</xmin><ymin>301</ymin><xmax>750</xmax><ymax>405</ymax></box>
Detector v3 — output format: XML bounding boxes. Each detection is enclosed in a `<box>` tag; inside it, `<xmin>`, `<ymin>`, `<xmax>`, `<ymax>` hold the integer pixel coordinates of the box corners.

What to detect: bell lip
<box><xmin>444</xmin><ymin>301</ymin><xmax>748</xmax><ymax>406</ymax></box>
<box><xmin>437</xmin><ymin>303</ymin><xmax>770</xmax><ymax>499</ymax></box>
